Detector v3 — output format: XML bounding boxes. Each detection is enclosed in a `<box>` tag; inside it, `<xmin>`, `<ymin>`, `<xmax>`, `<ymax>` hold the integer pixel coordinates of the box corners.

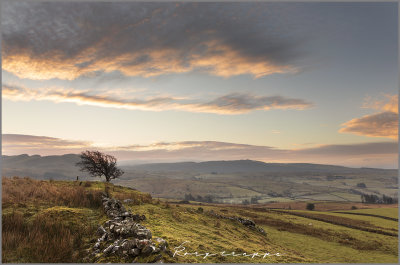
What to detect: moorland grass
<box><xmin>1</xmin><ymin>177</ymin><xmax>151</xmax><ymax>263</ymax></box>
<box><xmin>2</xmin><ymin>177</ymin><xmax>398</xmax><ymax>263</ymax></box>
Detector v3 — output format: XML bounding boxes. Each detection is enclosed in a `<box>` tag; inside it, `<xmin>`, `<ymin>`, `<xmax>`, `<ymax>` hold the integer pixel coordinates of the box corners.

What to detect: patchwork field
<box><xmin>115</xmin><ymin>162</ymin><xmax>398</xmax><ymax>203</ymax></box>
<box><xmin>2</xmin><ymin>177</ymin><xmax>398</xmax><ymax>263</ymax></box>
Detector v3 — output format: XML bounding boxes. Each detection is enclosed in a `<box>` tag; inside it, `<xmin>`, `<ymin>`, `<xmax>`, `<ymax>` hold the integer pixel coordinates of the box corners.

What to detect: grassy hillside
<box><xmin>1</xmin><ymin>177</ymin><xmax>151</xmax><ymax>263</ymax></box>
<box><xmin>2</xmin><ymin>177</ymin><xmax>398</xmax><ymax>263</ymax></box>
<box><xmin>2</xmin><ymin>154</ymin><xmax>83</xmax><ymax>180</ymax></box>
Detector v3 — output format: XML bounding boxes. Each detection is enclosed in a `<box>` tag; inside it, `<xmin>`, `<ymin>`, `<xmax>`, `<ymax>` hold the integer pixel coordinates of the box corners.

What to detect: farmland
<box><xmin>2</xmin><ymin>177</ymin><xmax>398</xmax><ymax>263</ymax></box>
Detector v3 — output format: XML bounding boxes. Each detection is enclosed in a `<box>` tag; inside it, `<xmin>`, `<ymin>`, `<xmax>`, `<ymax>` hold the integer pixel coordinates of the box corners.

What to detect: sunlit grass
<box><xmin>2</xmin><ymin>177</ymin><xmax>398</xmax><ymax>263</ymax></box>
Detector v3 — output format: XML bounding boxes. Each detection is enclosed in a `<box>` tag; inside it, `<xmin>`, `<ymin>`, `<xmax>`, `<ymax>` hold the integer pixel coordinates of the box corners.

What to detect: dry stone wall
<box><xmin>87</xmin><ymin>193</ymin><xmax>168</xmax><ymax>263</ymax></box>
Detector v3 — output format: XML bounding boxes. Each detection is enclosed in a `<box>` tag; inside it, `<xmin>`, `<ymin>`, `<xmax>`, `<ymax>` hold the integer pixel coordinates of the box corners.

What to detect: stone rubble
<box><xmin>87</xmin><ymin>193</ymin><xmax>168</xmax><ymax>262</ymax></box>
<box><xmin>208</xmin><ymin>210</ymin><xmax>266</xmax><ymax>235</ymax></box>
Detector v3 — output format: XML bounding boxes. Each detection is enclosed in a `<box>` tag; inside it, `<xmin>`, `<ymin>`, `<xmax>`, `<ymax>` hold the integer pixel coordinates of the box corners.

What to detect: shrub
<box><xmin>306</xmin><ymin>203</ymin><xmax>315</xmax><ymax>211</ymax></box>
<box><xmin>357</xmin><ymin>183</ymin><xmax>367</xmax><ymax>188</ymax></box>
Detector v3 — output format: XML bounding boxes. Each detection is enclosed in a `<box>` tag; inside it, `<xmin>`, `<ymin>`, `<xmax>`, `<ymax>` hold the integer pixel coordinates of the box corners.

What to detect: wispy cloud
<box><xmin>2</xmin><ymin>2</ymin><xmax>305</xmax><ymax>80</ymax></box>
<box><xmin>3</xmin><ymin>84</ymin><xmax>312</xmax><ymax>114</ymax></box>
<box><xmin>2</xmin><ymin>134</ymin><xmax>91</xmax><ymax>154</ymax></box>
<box><xmin>339</xmin><ymin>94</ymin><xmax>398</xmax><ymax>139</ymax></box>
<box><xmin>2</xmin><ymin>134</ymin><xmax>397</xmax><ymax>168</ymax></box>
<box><xmin>198</xmin><ymin>94</ymin><xmax>311</xmax><ymax>113</ymax></box>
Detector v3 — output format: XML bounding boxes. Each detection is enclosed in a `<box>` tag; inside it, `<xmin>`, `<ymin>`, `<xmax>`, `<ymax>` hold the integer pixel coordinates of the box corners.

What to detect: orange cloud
<box><xmin>340</xmin><ymin>94</ymin><xmax>398</xmax><ymax>139</ymax></box>
<box><xmin>2</xmin><ymin>2</ymin><xmax>304</xmax><ymax>80</ymax></box>
<box><xmin>3</xmin><ymin>40</ymin><xmax>297</xmax><ymax>81</ymax></box>
<box><xmin>362</xmin><ymin>94</ymin><xmax>398</xmax><ymax>113</ymax></box>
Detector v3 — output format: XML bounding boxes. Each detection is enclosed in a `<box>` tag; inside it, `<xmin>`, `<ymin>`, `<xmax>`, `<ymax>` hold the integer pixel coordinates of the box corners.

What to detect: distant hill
<box><xmin>2</xmin><ymin>155</ymin><xmax>397</xmax><ymax>202</ymax></box>
<box><xmin>128</xmin><ymin>159</ymin><xmax>397</xmax><ymax>175</ymax></box>
<box><xmin>1</xmin><ymin>154</ymin><xmax>85</xmax><ymax>180</ymax></box>
<box><xmin>3</xmin><ymin>155</ymin><xmax>396</xmax><ymax>180</ymax></box>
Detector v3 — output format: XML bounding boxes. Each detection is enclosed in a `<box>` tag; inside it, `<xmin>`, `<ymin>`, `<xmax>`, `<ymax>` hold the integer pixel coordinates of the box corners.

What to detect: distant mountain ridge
<box><xmin>2</xmin><ymin>154</ymin><xmax>397</xmax><ymax>180</ymax></box>
<box><xmin>129</xmin><ymin>159</ymin><xmax>397</xmax><ymax>174</ymax></box>
<box><xmin>2</xmin><ymin>154</ymin><xmax>398</xmax><ymax>202</ymax></box>
<box><xmin>2</xmin><ymin>154</ymin><xmax>83</xmax><ymax>180</ymax></box>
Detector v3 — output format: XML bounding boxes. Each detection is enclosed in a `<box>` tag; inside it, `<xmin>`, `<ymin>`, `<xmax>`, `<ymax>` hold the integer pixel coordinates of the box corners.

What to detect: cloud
<box><xmin>2</xmin><ymin>134</ymin><xmax>397</xmax><ymax>168</ymax></box>
<box><xmin>296</xmin><ymin>141</ymin><xmax>398</xmax><ymax>156</ymax></box>
<box><xmin>198</xmin><ymin>93</ymin><xmax>312</xmax><ymax>113</ymax></box>
<box><xmin>2</xmin><ymin>134</ymin><xmax>92</xmax><ymax>155</ymax></box>
<box><xmin>2</xmin><ymin>84</ymin><xmax>312</xmax><ymax>114</ymax></box>
<box><xmin>339</xmin><ymin>112</ymin><xmax>398</xmax><ymax>139</ymax></box>
<box><xmin>340</xmin><ymin>94</ymin><xmax>398</xmax><ymax>139</ymax></box>
<box><xmin>362</xmin><ymin>94</ymin><xmax>398</xmax><ymax>113</ymax></box>
<box><xmin>2</xmin><ymin>2</ymin><xmax>305</xmax><ymax>80</ymax></box>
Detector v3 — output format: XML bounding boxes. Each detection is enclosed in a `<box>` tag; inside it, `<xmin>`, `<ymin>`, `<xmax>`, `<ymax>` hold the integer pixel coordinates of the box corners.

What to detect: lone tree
<box><xmin>306</xmin><ymin>203</ymin><xmax>315</xmax><ymax>211</ymax></box>
<box><xmin>76</xmin><ymin>150</ymin><xmax>124</xmax><ymax>182</ymax></box>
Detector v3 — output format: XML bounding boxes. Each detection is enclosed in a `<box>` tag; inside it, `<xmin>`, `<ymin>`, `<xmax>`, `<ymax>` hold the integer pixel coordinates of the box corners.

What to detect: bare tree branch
<box><xmin>76</xmin><ymin>150</ymin><xmax>124</xmax><ymax>182</ymax></box>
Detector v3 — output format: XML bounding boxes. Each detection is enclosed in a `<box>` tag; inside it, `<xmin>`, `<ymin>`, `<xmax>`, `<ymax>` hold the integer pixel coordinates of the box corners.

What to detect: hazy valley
<box><xmin>3</xmin><ymin>154</ymin><xmax>397</xmax><ymax>204</ymax></box>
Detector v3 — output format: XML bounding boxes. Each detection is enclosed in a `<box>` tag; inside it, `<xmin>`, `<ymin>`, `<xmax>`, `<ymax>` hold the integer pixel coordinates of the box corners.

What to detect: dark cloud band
<box><xmin>2</xmin><ymin>2</ymin><xmax>305</xmax><ymax>80</ymax></box>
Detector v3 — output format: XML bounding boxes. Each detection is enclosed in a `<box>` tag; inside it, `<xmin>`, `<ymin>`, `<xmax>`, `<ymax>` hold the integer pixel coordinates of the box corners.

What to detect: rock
<box><xmin>142</xmin><ymin>245</ymin><xmax>156</xmax><ymax>256</ymax></box>
<box><xmin>135</xmin><ymin>227</ymin><xmax>152</xmax><ymax>239</ymax></box>
<box><xmin>208</xmin><ymin>211</ymin><xmax>265</xmax><ymax>235</ymax></box>
<box><xmin>97</xmin><ymin>233</ymin><xmax>107</xmax><ymax>242</ymax></box>
<box><xmin>130</xmin><ymin>214</ymin><xmax>143</xmax><ymax>222</ymax></box>
<box><xmin>103</xmin><ymin>244</ymin><xmax>115</xmax><ymax>255</ymax></box>
<box><xmin>129</xmin><ymin>248</ymin><xmax>140</xmax><ymax>256</ymax></box>
<box><xmin>121</xmin><ymin>240</ymin><xmax>132</xmax><ymax>250</ymax></box>
<box><xmin>122</xmin><ymin>211</ymin><xmax>131</xmax><ymax>217</ymax></box>
<box><xmin>97</xmin><ymin>226</ymin><xmax>107</xmax><ymax>236</ymax></box>
<box><xmin>154</xmin><ymin>237</ymin><xmax>168</xmax><ymax>251</ymax></box>
<box><xmin>94</xmin><ymin>242</ymin><xmax>101</xmax><ymax>249</ymax></box>
<box><xmin>257</xmin><ymin>227</ymin><xmax>266</xmax><ymax>235</ymax></box>
<box><xmin>137</xmin><ymin>239</ymin><xmax>151</xmax><ymax>249</ymax></box>
<box><xmin>107</xmin><ymin>233</ymin><xmax>115</xmax><ymax>241</ymax></box>
<box><xmin>113</xmin><ymin>246</ymin><xmax>120</xmax><ymax>253</ymax></box>
<box><xmin>237</xmin><ymin>217</ymin><xmax>255</xmax><ymax>226</ymax></box>
<box><xmin>92</xmin><ymin>249</ymin><xmax>100</xmax><ymax>255</ymax></box>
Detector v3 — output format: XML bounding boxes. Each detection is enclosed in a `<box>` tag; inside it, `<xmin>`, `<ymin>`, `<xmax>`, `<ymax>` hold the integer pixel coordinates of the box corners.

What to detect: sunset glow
<box><xmin>2</xmin><ymin>1</ymin><xmax>398</xmax><ymax>168</ymax></box>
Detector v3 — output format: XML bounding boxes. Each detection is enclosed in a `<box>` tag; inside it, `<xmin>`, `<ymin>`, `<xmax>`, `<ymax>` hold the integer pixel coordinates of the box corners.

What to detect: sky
<box><xmin>1</xmin><ymin>1</ymin><xmax>398</xmax><ymax>168</ymax></box>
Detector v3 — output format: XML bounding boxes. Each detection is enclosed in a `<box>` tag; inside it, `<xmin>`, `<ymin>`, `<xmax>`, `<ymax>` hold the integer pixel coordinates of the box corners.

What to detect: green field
<box><xmin>2</xmin><ymin>177</ymin><xmax>398</xmax><ymax>263</ymax></box>
<box><xmin>336</xmin><ymin>208</ymin><xmax>399</xmax><ymax>219</ymax></box>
